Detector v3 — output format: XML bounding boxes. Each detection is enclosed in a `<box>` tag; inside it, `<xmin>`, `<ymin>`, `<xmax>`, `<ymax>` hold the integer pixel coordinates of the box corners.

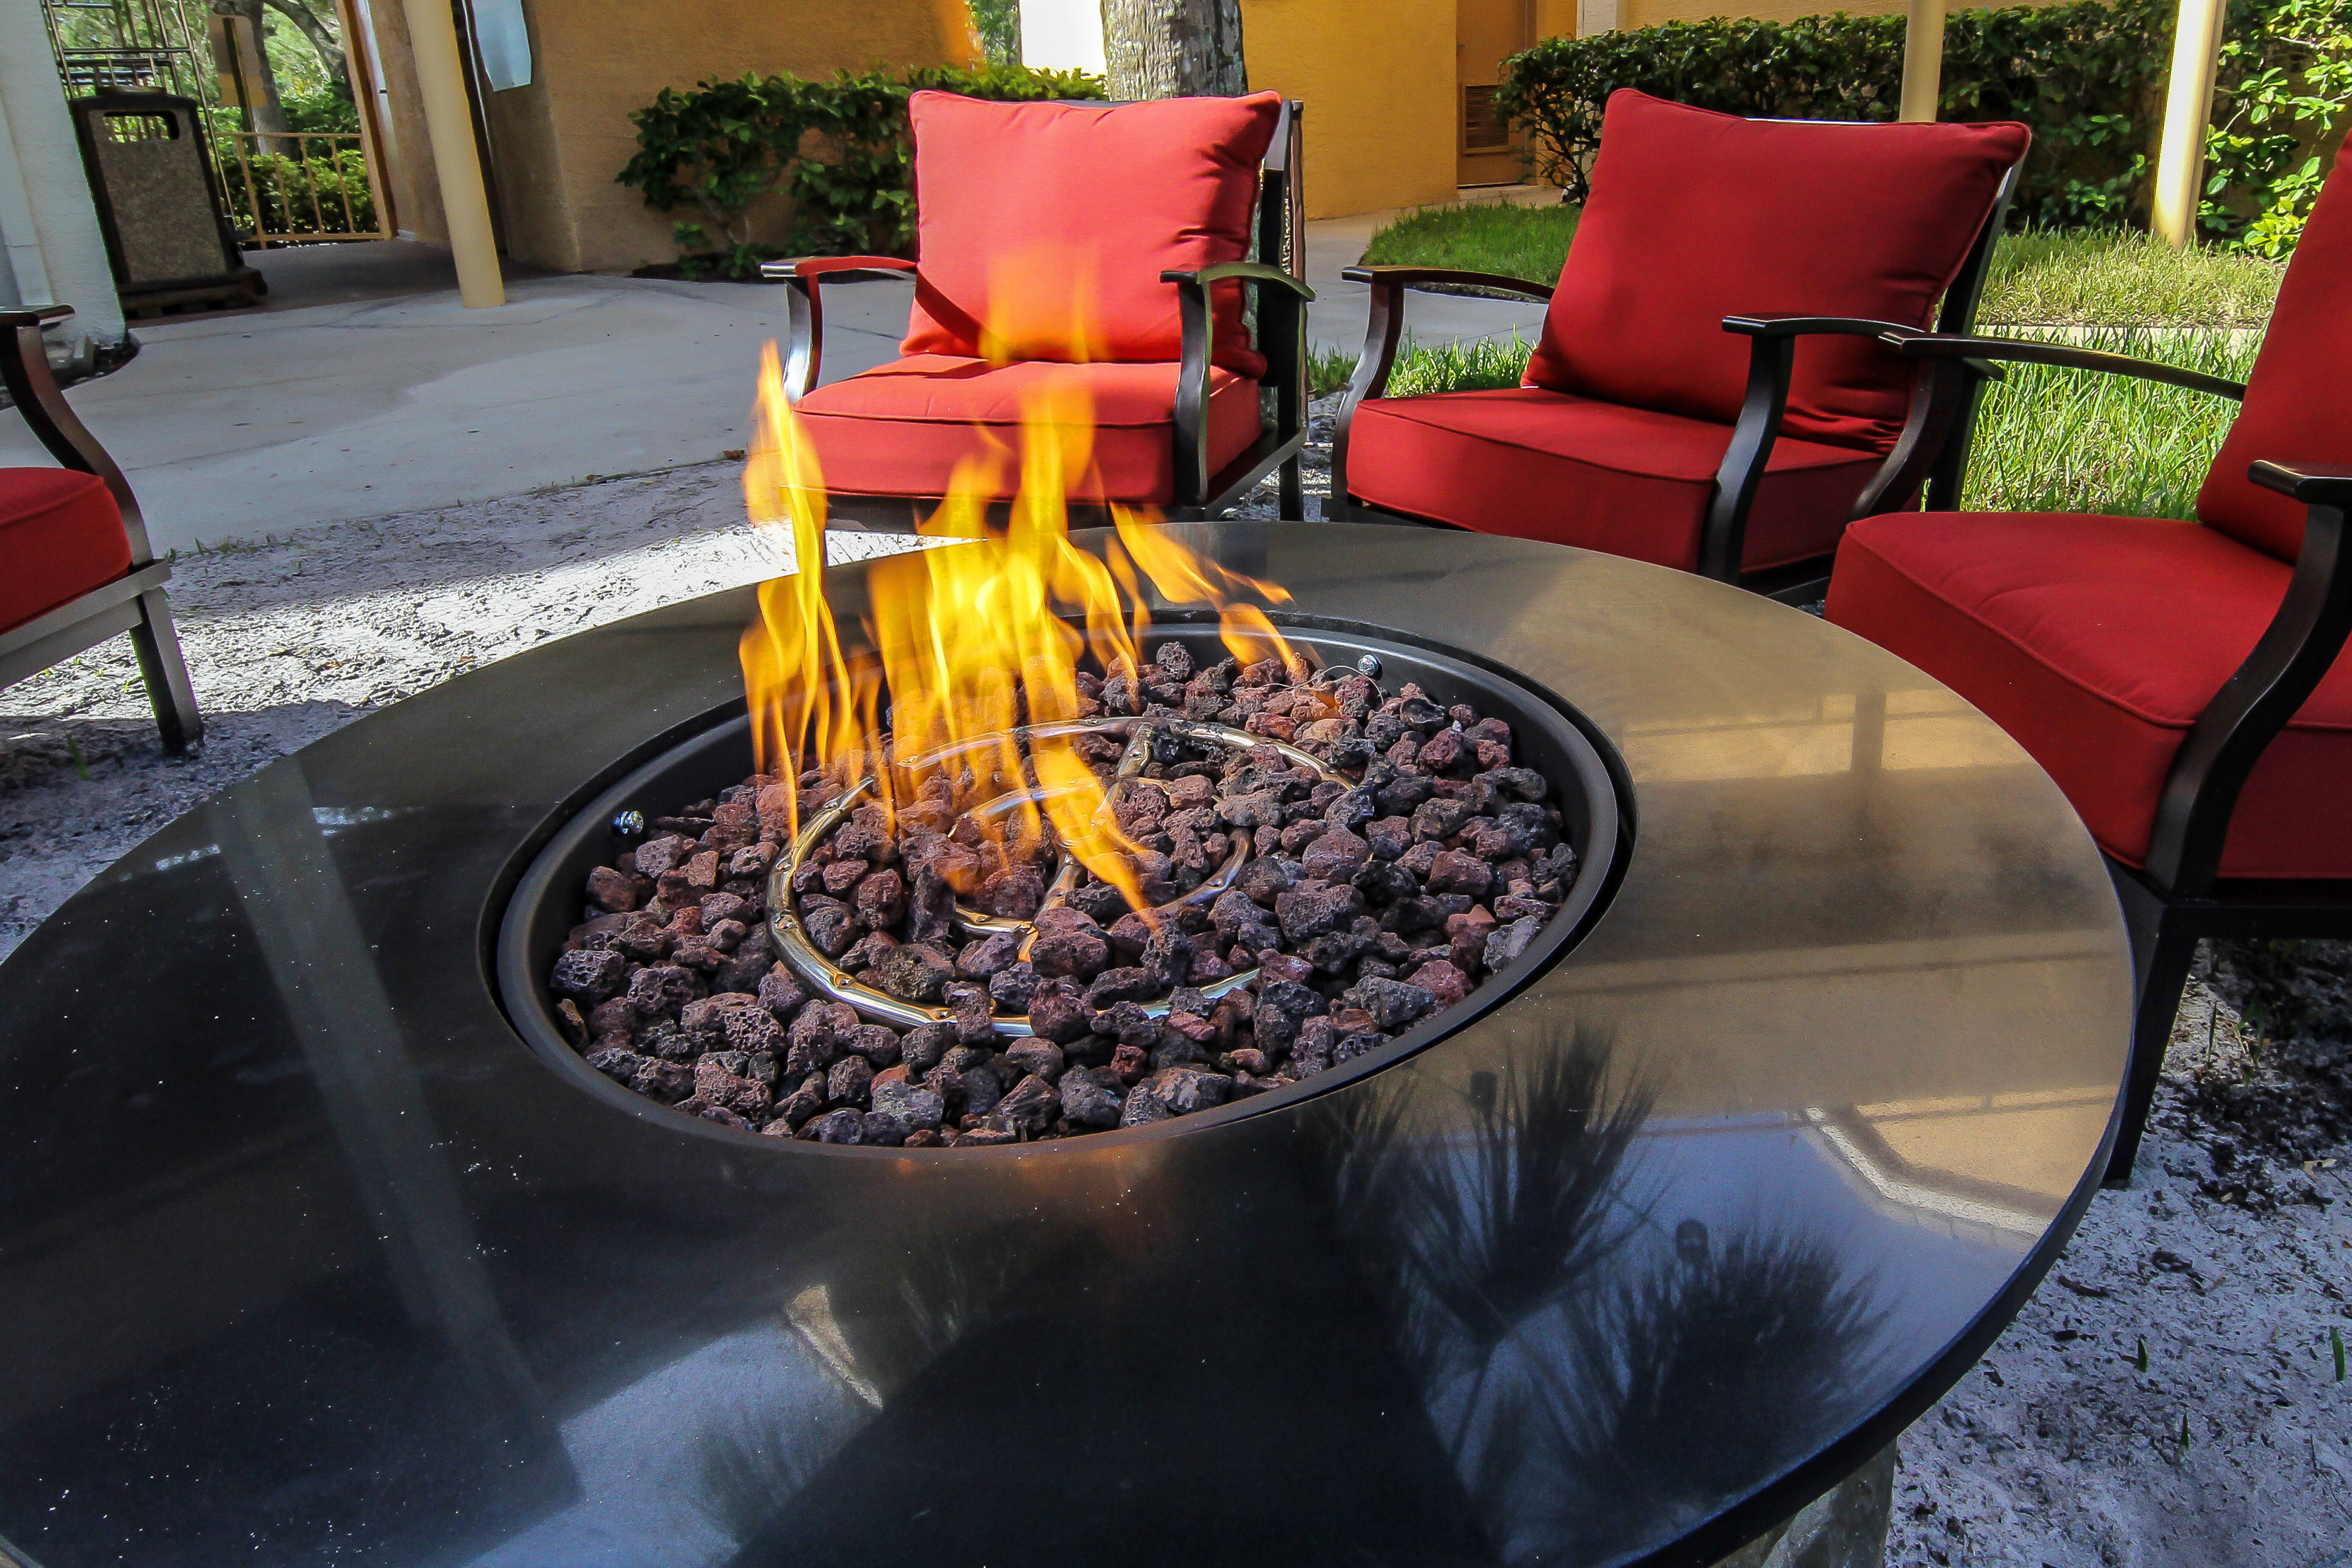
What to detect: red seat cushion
<box><xmin>0</xmin><ymin>468</ymin><xmax>130</xmax><ymax>634</ymax></box>
<box><xmin>1826</xmin><ymin>510</ymin><xmax>2352</xmax><ymax>879</ymax></box>
<box><xmin>1347</xmin><ymin>386</ymin><xmax>1887</xmax><ymax>573</ymax></box>
<box><xmin>795</xmin><ymin>356</ymin><xmax>1262</xmax><ymax>505</ymax></box>
<box><xmin>1526</xmin><ymin>91</ymin><xmax>2030</xmax><ymax>451</ymax></box>
<box><xmin>2197</xmin><ymin>135</ymin><xmax>2352</xmax><ymax>561</ymax></box>
<box><xmin>900</xmin><ymin>91</ymin><xmax>1283</xmax><ymax>377</ymax></box>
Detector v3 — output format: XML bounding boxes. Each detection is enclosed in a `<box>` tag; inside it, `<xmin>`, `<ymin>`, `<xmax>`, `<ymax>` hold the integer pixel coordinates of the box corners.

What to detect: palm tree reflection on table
<box><xmin>1318</xmin><ymin>1023</ymin><xmax>1889</xmax><ymax>1560</ymax></box>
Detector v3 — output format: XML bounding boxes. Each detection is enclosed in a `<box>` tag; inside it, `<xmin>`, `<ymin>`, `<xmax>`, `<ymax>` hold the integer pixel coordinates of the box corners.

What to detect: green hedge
<box><xmin>1495</xmin><ymin>0</ymin><xmax>2352</xmax><ymax>249</ymax></box>
<box><xmin>618</xmin><ymin>62</ymin><xmax>1104</xmax><ymax>279</ymax></box>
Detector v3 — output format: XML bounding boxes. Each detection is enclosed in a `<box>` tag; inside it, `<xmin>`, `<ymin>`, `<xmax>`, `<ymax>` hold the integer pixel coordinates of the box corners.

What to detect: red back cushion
<box><xmin>2197</xmin><ymin>136</ymin><xmax>2352</xmax><ymax>561</ymax></box>
<box><xmin>900</xmin><ymin>91</ymin><xmax>1283</xmax><ymax>376</ymax></box>
<box><xmin>1524</xmin><ymin>91</ymin><xmax>2030</xmax><ymax>450</ymax></box>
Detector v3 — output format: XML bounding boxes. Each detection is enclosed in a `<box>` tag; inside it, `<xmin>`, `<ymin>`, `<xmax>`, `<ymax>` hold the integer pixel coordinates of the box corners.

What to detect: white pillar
<box><xmin>1023</xmin><ymin>0</ymin><xmax>1108</xmax><ymax>76</ymax></box>
<box><xmin>2152</xmin><ymin>0</ymin><xmax>2227</xmax><ymax>248</ymax></box>
<box><xmin>0</xmin><ymin>0</ymin><xmax>128</xmax><ymax>359</ymax></box>
<box><xmin>1898</xmin><ymin>0</ymin><xmax>1949</xmax><ymax>123</ymax></box>
<box><xmin>396</xmin><ymin>0</ymin><xmax>504</xmax><ymax>306</ymax></box>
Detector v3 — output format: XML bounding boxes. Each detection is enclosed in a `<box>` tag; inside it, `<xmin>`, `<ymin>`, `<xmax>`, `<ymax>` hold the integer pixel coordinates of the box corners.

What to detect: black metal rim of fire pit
<box><xmin>0</xmin><ymin>525</ymin><xmax>2136</xmax><ymax>1568</ymax></box>
<box><xmin>490</xmin><ymin>612</ymin><xmax>1632</xmax><ymax>1156</ymax></box>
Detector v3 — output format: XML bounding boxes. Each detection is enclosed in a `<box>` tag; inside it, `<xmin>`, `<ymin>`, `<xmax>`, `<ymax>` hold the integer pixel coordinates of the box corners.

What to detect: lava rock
<box><xmin>1275</xmin><ymin>880</ymin><xmax>1362</xmax><ymax>944</ymax></box>
<box><xmin>1029</xmin><ymin>909</ymin><xmax>1112</xmax><ymax>980</ymax></box>
<box><xmin>1344</xmin><ymin>976</ymin><xmax>1438</xmax><ymax>1033</ymax></box>
<box><xmin>991</xmin><ymin>1074</ymin><xmax>1061</xmax><ymax>1135</ymax></box>
<box><xmin>1004</xmin><ymin>1038</ymin><xmax>1066</xmax><ymax>1082</ymax></box>
<box><xmin>1058</xmin><ymin>1071</ymin><xmax>1123</xmax><ymax>1128</ymax></box>
<box><xmin>871</xmin><ymin>1078</ymin><xmax>946</xmax><ymax>1130</ymax></box>
<box><xmin>955</xmin><ymin>929</ymin><xmax>1024</xmax><ymax>979</ymax></box>
<box><xmin>1424</xmin><ymin>850</ymin><xmax>1494</xmax><ymax>899</ymax></box>
<box><xmin>1252</xmin><ymin>978</ymin><xmax>1325</xmax><ymax>1055</ymax></box>
<box><xmin>988</xmin><ymin>961</ymin><xmax>1043</xmax><ymax>1012</ymax></box>
<box><xmin>551</xmin><ymin>948</ymin><xmax>627</xmax><ymax>1005</ymax></box>
<box><xmin>901</xmin><ymin>1022</ymin><xmax>956</xmax><ymax>1073</ymax></box>
<box><xmin>1484</xmin><ymin>914</ymin><xmax>1544</xmax><ymax>972</ymax></box>
<box><xmin>1405</xmin><ymin>959</ymin><xmax>1471</xmax><ymax>1006</ymax></box>
<box><xmin>828</xmin><ymin>1054</ymin><xmax>875</xmax><ymax>1104</ymax></box>
<box><xmin>871</xmin><ymin>943</ymin><xmax>954</xmax><ymax>1004</ymax></box>
<box><xmin>1088</xmin><ymin>967</ymin><xmax>1161</xmax><ymax>1007</ymax></box>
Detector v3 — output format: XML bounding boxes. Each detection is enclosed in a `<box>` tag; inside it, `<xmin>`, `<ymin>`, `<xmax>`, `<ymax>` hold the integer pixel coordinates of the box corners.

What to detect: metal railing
<box><xmin>220</xmin><ymin>128</ymin><xmax>392</xmax><ymax>244</ymax></box>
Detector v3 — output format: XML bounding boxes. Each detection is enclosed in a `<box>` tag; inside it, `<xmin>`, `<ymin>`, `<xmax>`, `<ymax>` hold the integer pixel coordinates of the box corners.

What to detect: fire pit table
<box><xmin>0</xmin><ymin>524</ymin><xmax>2130</xmax><ymax>1568</ymax></box>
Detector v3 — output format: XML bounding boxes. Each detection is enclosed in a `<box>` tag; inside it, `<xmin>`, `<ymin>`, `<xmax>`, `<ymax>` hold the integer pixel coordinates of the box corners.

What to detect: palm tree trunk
<box><xmin>1098</xmin><ymin>0</ymin><xmax>1247</xmax><ymax>98</ymax></box>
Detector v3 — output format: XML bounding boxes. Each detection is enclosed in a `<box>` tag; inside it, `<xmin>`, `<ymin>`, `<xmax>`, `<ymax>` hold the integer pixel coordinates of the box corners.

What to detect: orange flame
<box><xmin>739</xmin><ymin>335</ymin><xmax>1300</xmax><ymax>918</ymax></box>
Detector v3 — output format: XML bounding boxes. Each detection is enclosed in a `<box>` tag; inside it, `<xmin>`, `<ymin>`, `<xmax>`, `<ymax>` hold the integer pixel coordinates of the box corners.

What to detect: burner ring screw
<box><xmin>610</xmin><ymin>808</ymin><xmax>647</xmax><ymax>842</ymax></box>
<box><xmin>1355</xmin><ymin>654</ymin><xmax>1382</xmax><ymax>678</ymax></box>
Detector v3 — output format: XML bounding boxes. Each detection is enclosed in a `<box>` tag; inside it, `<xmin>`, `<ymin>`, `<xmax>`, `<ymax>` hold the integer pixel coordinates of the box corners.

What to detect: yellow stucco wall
<box><xmin>1241</xmin><ymin>0</ymin><xmax>1458</xmax><ymax>220</ymax></box>
<box><xmin>377</xmin><ymin>0</ymin><xmax>976</xmax><ymax>273</ymax></box>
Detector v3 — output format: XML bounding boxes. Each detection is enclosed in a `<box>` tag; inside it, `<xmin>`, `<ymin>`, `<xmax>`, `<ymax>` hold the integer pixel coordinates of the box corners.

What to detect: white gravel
<box><xmin>1</xmin><ymin>455</ymin><xmax>2346</xmax><ymax>1567</ymax></box>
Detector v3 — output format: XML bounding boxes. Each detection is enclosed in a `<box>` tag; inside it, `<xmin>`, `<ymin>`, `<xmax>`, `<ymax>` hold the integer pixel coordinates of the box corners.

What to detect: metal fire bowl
<box><xmin>0</xmin><ymin>524</ymin><xmax>2133</xmax><ymax>1568</ymax></box>
<box><xmin>501</xmin><ymin>619</ymin><xmax>1621</xmax><ymax>1058</ymax></box>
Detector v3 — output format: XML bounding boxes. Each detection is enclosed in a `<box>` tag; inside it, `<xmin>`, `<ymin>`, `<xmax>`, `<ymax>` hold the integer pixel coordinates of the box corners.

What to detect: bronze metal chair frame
<box><xmin>1871</xmin><ymin>327</ymin><xmax>2352</xmax><ymax>1182</ymax></box>
<box><xmin>759</xmin><ymin>99</ymin><xmax>1313</xmax><ymax>526</ymax></box>
<box><xmin>0</xmin><ymin>306</ymin><xmax>201</xmax><ymax>753</ymax></box>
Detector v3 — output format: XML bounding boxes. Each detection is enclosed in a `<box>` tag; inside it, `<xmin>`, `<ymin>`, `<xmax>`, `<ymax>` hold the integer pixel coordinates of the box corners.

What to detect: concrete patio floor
<box><xmin>0</xmin><ymin>208</ymin><xmax>1549</xmax><ymax>553</ymax></box>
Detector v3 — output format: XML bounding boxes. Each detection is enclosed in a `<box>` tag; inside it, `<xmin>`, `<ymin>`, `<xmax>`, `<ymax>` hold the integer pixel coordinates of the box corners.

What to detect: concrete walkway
<box><xmin>1</xmin><ymin>203</ymin><xmax>1551</xmax><ymax>552</ymax></box>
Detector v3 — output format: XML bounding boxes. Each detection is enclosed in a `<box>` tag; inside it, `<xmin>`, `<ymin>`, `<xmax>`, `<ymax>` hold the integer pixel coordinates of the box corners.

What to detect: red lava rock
<box><xmin>1425</xmin><ymin>850</ymin><xmax>1493</xmax><ymax>899</ymax></box>
<box><xmin>1030</xmin><ymin>910</ymin><xmax>1111</xmax><ymax>980</ymax></box>
<box><xmin>981</xmin><ymin>864</ymin><xmax>1047</xmax><ymax>919</ymax></box>
<box><xmin>586</xmin><ymin>865</ymin><xmax>644</xmax><ymax>912</ymax></box>
<box><xmin>686</xmin><ymin>851</ymin><xmax>721</xmax><ymax>891</ymax></box>
<box><xmin>1111</xmin><ymin>1044</ymin><xmax>1150</xmax><ymax>1084</ymax></box>
<box><xmin>1027</xmin><ymin>988</ymin><xmax>1093</xmax><ymax>1044</ymax></box>
<box><xmin>1406</xmin><ymin>959</ymin><xmax>1471</xmax><ymax>1006</ymax></box>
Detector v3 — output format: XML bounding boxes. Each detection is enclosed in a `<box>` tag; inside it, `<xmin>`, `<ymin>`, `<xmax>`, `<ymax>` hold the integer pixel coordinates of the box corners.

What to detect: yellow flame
<box><xmin>737</xmin><ymin>332</ymin><xmax>1304</xmax><ymax>922</ymax></box>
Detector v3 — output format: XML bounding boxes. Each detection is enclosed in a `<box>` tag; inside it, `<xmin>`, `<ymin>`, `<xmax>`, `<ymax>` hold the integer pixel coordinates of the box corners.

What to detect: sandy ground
<box><xmin>1</xmin><ymin>445</ymin><xmax>2346</xmax><ymax>1567</ymax></box>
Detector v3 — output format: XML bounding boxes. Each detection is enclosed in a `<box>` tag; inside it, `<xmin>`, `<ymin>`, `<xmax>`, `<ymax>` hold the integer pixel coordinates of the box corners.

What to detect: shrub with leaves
<box><xmin>1494</xmin><ymin>0</ymin><xmax>2352</xmax><ymax>245</ymax></box>
<box><xmin>617</xmin><ymin>62</ymin><xmax>1102</xmax><ymax>279</ymax></box>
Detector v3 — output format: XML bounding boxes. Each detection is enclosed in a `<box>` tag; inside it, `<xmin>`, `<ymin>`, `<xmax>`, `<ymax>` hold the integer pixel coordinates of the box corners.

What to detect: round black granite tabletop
<box><xmin>0</xmin><ymin>524</ymin><xmax>2132</xmax><ymax>1568</ymax></box>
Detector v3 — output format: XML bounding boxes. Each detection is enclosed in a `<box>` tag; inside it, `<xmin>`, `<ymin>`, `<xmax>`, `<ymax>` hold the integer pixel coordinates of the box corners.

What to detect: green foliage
<box><xmin>1961</xmin><ymin>326</ymin><xmax>2258</xmax><ymax>519</ymax></box>
<box><xmin>617</xmin><ymin>62</ymin><xmax>1103</xmax><ymax>279</ymax></box>
<box><xmin>278</xmin><ymin>87</ymin><xmax>362</xmax><ymax>135</ymax></box>
<box><xmin>2205</xmin><ymin>0</ymin><xmax>2352</xmax><ymax>253</ymax></box>
<box><xmin>1360</xmin><ymin>202</ymin><xmax>1579</xmax><ymax>289</ymax></box>
<box><xmin>1980</xmin><ymin>228</ymin><xmax>2283</xmax><ymax>325</ymax></box>
<box><xmin>1494</xmin><ymin>0</ymin><xmax>2352</xmax><ymax>246</ymax></box>
<box><xmin>968</xmin><ymin>0</ymin><xmax>1022</xmax><ymax>65</ymax></box>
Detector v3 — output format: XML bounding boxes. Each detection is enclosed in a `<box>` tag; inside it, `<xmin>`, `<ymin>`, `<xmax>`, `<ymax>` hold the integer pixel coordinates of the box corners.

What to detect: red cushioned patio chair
<box><xmin>1825</xmin><ymin>135</ymin><xmax>2352</xmax><ymax>1184</ymax></box>
<box><xmin>2</xmin><ymin>306</ymin><xmax>199</xmax><ymax>752</ymax></box>
<box><xmin>760</xmin><ymin>91</ymin><xmax>1311</xmax><ymax>524</ymax></box>
<box><xmin>1331</xmin><ymin>90</ymin><xmax>2029</xmax><ymax>601</ymax></box>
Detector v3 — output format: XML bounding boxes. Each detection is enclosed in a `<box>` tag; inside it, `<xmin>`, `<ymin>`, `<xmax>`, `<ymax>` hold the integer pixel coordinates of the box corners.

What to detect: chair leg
<box><xmin>2103</xmin><ymin>914</ymin><xmax>2199</xmax><ymax>1185</ymax></box>
<box><xmin>129</xmin><ymin>586</ymin><xmax>202</xmax><ymax>753</ymax></box>
<box><xmin>1278</xmin><ymin>453</ymin><xmax>1305</xmax><ymax>521</ymax></box>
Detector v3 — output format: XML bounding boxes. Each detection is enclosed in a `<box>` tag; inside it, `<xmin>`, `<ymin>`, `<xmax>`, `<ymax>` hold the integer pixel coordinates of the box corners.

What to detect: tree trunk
<box><xmin>262</xmin><ymin>0</ymin><xmax>351</xmax><ymax>96</ymax></box>
<box><xmin>215</xmin><ymin>0</ymin><xmax>289</xmax><ymax>136</ymax></box>
<box><xmin>1098</xmin><ymin>0</ymin><xmax>1247</xmax><ymax>98</ymax></box>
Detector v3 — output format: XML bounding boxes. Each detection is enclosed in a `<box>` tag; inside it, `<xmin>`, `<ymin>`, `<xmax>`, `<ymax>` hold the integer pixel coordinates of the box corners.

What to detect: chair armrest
<box><xmin>757</xmin><ymin>256</ymin><xmax>917</xmax><ymax>283</ymax></box>
<box><xmin>2250</xmin><ymin>460</ymin><xmax>2352</xmax><ymax>509</ymax></box>
<box><xmin>1880</xmin><ymin>331</ymin><xmax>2246</xmax><ymax>401</ymax></box>
<box><xmin>1161</xmin><ymin>260</ymin><xmax>1315</xmax><ymax>300</ymax></box>
<box><xmin>0</xmin><ymin>312</ymin><xmax>154</xmax><ymax>566</ymax></box>
<box><xmin>2147</xmin><ymin>467</ymin><xmax>2352</xmax><ymax>895</ymax></box>
<box><xmin>1339</xmin><ymin>265</ymin><xmax>1555</xmax><ymax>302</ymax></box>
<box><xmin>757</xmin><ymin>258</ymin><xmax>917</xmax><ymax>399</ymax></box>
<box><xmin>1162</xmin><ymin>265</ymin><xmax>1317</xmax><ymax>511</ymax></box>
<box><xmin>1723</xmin><ymin>314</ymin><xmax>1920</xmax><ymax>340</ymax></box>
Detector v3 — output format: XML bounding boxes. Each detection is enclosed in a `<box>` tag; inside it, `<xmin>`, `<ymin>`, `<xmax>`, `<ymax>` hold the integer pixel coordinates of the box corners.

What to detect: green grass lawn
<box><xmin>1960</xmin><ymin>327</ymin><xmax>2257</xmax><ymax>519</ymax></box>
<box><xmin>1358</xmin><ymin>201</ymin><xmax>1579</xmax><ymax>287</ymax></box>
<box><xmin>1328</xmin><ymin>202</ymin><xmax>2280</xmax><ymax>518</ymax></box>
<box><xmin>1978</xmin><ymin>230</ymin><xmax>2281</xmax><ymax>328</ymax></box>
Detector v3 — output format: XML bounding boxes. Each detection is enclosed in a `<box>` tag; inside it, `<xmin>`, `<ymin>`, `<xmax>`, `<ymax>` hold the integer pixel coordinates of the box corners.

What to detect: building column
<box><xmin>0</xmin><ymin>0</ymin><xmax>128</xmax><ymax>367</ymax></box>
<box><xmin>2151</xmin><ymin>0</ymin><xmax>2227</xmax><ymax>248</ymax></box>
<box><xmin>1898</xmin><ymin>0</ymin><xmax>1948</xmax><ymax>123</ymax></box>
<box><xmin>396</xmin><ymin>0</ymin><xmax>505</xmax><ymax>306</ymax></box>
